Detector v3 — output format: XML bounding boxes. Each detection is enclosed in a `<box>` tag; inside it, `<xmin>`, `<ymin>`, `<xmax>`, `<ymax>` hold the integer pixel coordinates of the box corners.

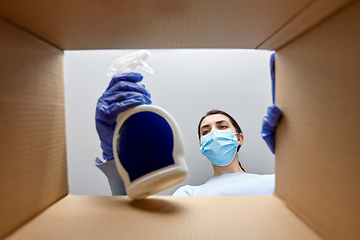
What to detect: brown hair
<box><xmin>198</xmin><ymin>110</ymin><xmax>245</xmax><ymax>172</ymax></box>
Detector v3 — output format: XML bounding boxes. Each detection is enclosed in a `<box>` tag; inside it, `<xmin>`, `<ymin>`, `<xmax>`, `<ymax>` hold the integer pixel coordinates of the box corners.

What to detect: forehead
<box><xmin>200</xmin><ymin>114</ymin><xmax>232</xmax><ymax>128</ymax></box>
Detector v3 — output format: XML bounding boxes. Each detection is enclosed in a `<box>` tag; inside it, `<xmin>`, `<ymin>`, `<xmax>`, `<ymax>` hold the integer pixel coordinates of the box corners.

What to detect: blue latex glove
<box><xmin>261</xmin><ymin>106</ymin><xmax>282</xmax><ymax>154</ymax></box>
<box><xmin>262</xmin><ymin>52</ymin><xmax>282</xmax><ymax>154</ymax></box>
<box><xmin>270</xmin><ymin>52</ymin><xmax>275</xmax><ymax>105</ymax></box>
<box><xmin>95</xmin><ymin>72</ymin><xmax>152</xmax><ymax>161</ymax></box>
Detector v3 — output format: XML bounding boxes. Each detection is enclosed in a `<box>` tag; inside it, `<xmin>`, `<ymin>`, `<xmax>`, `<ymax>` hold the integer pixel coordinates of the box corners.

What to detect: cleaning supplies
<box><xmin>108</xmin><ymin>50</ymin><xmax>188</xmax><ymax>199</ymax></box>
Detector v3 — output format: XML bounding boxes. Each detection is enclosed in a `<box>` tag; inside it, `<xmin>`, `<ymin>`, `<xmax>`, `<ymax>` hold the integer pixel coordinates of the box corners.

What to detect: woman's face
<box><xmin>199</xmin><ymin>114</ymin><xmax>243</xmax><ymax>145</ymax></box>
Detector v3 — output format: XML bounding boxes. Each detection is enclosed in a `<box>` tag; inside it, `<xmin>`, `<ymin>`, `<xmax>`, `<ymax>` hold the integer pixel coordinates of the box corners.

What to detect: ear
<box><xmin>237</xmin><ymin>133</ymin><xmax>244</xmax><ymax>146</ymax></box>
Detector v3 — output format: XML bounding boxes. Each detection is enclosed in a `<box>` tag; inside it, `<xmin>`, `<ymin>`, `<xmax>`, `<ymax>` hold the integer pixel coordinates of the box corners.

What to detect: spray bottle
<box><xmin>108</xmin><ymin>50</ymin><xmax>188</xmax><ymax>199</ymax></box>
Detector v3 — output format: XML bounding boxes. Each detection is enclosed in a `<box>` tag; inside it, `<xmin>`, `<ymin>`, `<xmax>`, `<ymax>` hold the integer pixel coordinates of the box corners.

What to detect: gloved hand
<box><xmin>95</xmin><ymin>72</ymin><xmax>152</xmax><ymax>161</ymax></box>
<box><xmin>261</xmin><ymin>106</ymin><xmax>281</xmax><ymax>154</ymax></box>
<box><xmin>262</xmin><ymin>52</ymin><xmax>282</xmax><ymax>154</ymax></box>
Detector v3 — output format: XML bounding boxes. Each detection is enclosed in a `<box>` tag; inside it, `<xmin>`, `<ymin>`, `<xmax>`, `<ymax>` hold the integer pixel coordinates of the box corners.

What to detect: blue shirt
<box><xmin>172</xmin><ymin>172</ymin><xmax>275</xmax><ymax>196</ymax></box>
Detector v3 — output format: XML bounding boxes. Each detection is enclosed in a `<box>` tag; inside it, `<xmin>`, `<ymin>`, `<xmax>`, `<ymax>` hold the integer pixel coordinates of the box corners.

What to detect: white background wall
<box><xmin>64</xmin><ymin>49</ymin><xmax>274</xmax><ymax>196</ymax></box>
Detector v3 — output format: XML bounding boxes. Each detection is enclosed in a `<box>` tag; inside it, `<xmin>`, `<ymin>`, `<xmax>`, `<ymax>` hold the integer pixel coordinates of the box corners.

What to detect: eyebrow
<box><xmin>200</xmin><ymin>120</ymin><xmax>229</xmax><ymax>131</ymax></box>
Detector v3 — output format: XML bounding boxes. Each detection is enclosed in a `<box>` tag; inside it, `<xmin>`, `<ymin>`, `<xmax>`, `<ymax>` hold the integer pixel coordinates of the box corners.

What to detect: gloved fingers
<box><xmin>105</xmin><ymin>94</ymin><xmax>152</xmax><ymax>117</ymax></box>
<box><xmin>261</xmin><ymin>134</ymin><xmax>275</xmax><ymax>154</ymax></box>
<box><xmin>261</xmin><ymin>119</ymin><xmax>276</xmax><ymax>154</ymax></box>
<box><xmin>107</xmin><ymin>72</ymin><xmax>143</xmax><ymax>90</ymax></box>
<box><xmin>141</xmin><ymin>84</ymin><xmax>151</xmax><ymax>98</ymax></box>
<box><xmin>101</xmin><ymin>91</ymin><xmax>151</xmax><ymax>105</ymax></box>
<box><xmin>100</xmin><ymin>137</ymin><xmax>113</xmax><ymax>160</ymax></box>
<box><xmin>105</xmin><ymin>80</ymin><xmax>151</xmax><ymax>98</ymax></box>
<box><xmin>261</xmin><ymin>106</ymin><xmax>281</xmax><ymax>154</ymax></box>
<box><xmin>95</xmin><ymin>93</ymin><xmax>151</xmax><ymax>126</ymax></box>
<box><xmin>95</xmin><ymin>117</ymin><xmax>115</xmax><ymax>160</ymax></box>
<box><xmin>265</xmin><ymin>106</ymin><xmax>282</xmax><ymax>128</ymax></box>
<box><xmin>261</xmin><ymin>118</ymin><xmax>276</xmax><ymax>132</ymax></box>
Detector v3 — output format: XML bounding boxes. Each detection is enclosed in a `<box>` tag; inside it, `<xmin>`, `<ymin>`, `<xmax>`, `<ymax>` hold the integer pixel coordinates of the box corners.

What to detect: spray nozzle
<box><xmin>107</xmin><ymin>50</ymin><xmax>154</xmax><ymax>77</ymax></box>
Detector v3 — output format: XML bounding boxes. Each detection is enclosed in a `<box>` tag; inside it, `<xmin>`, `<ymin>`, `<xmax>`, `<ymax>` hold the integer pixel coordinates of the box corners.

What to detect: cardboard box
<box><xmin>0</xmin><ymin>0</ymin><xmax>359</xmax><ymax>239</ymax></box>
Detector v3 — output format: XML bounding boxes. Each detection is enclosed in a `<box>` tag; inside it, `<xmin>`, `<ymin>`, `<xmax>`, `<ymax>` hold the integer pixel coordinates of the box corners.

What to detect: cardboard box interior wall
<box><xmin>0</xmin><ymin>0</ymin><xmax>359</xmax><ymax>239</ymax></box>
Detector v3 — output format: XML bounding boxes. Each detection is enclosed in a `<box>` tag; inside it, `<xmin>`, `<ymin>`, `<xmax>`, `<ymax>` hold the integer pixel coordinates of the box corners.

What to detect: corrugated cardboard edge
<box><xmin>258</xmin><ymin>0</ymin><xmax>355</xmax><ymax>50</ymax></box>
<box><xmin>0</xmin><ymin>18</ymin><xmax>68</xmax><ymax>239</ymax></box>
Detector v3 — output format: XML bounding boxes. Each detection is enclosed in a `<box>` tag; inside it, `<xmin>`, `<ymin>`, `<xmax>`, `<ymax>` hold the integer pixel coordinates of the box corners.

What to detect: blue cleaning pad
<box><xmin>116</xmin><ymin>111</ymin><xmax>175</xmax><ymax>182</ymax></box>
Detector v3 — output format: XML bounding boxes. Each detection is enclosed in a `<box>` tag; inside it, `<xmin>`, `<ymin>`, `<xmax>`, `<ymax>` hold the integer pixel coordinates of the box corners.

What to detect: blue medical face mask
<box><xmin>199</xmin><ymin>129</ymin><xmax>239</xmax><ymax>166</ymax></box>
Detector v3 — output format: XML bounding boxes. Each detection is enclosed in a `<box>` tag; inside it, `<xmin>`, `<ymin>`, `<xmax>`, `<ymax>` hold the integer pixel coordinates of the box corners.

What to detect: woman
<box><xmin>172</xmin><ymin>109</ymin><xmax>274</xmax><ymax>196</ymax></box>
<box><xmin>95</xmin><ymin>72</ymin><xmax>275</xmax><ymax>196</ymax></box>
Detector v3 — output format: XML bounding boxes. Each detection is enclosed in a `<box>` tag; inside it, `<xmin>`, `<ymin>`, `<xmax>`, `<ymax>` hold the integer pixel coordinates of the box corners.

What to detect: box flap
<box><xmin>275</xmin><ymin>1</ymin><xmax>360</xmax><ymax>239</ymax></box>
<box><xmin>0</xmin><ymin>0</ymin><xmax>311</xmax><ymax>50</ymax></box>
<box><xmin>7</xmin><ymin>195</ymin><xmax>322</xmax><ymax>240</ymax></box>
<box><xmin>258</xmin><ymin>0</ymin><xmax>354</xmax><ymax>49</ymax></box>
<box><xmin>0</xmin><ymin>18</ymin><xmax>67</xmax><ymax>239</ymax></box>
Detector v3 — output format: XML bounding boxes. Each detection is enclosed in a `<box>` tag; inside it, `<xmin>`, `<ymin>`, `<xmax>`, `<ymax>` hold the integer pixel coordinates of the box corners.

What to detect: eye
<box><xmin>202</xmin><ymin>129</ymin><xmax>210</xmax><ymax>136</ymax></box>
<box><xmin>219</xmin><ymin>125</ymin><xmax>228</xmax><ymax>129</ymax></box>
